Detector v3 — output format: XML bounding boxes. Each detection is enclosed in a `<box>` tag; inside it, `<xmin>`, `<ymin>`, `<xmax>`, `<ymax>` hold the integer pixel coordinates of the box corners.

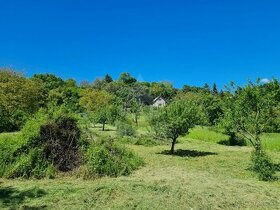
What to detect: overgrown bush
<box><xmin>40</xmin><ymin>115</ymin><xmax>81</xmax><ymax>172</ymax></box>
<box><xmin>116</xmin><ymin>121</ymin><xmax>136</xmax><ymax>137</ymax></box>
<box><xmin>250</xmin><ymin>152</ymin><xmax>277</xmax><ymax>181</ymax></box>
<box><xmin>85</xmin><ymin>138</ymin><xmax>144</xmax><ymax>177</ymax></box>
<box><xmin>0</xmin><ymin>110</ymin><xmax>82</xmax><ymax>178</ymax></box>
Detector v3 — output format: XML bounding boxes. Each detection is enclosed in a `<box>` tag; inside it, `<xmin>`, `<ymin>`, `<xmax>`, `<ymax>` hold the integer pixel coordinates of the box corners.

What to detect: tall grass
<box><xmin>187</xmin><ymin>126</ymin><xmax>229</xmax><ymax>143</ymax></box>
<box><xmin>261</xmin><ymin>133</ymin><xmax>280</xmax><ymax>152</ymax></box>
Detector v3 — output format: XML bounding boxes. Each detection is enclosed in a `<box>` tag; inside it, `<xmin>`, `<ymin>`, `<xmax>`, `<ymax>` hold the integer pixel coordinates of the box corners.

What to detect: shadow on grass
<box><xmin>158</xmin><ymin>149</ymin><xmax>217</xmax><ymax>157</ymax></box>
<box><xmin>0</xmin><ymin>186</ymin><xmax>47</xmax><ymax>209</ymax></box>
<box><xmin>218</xmin><ymin>139</ymin><xmax>247</xmax><ymax>146</ymax></box>
<box><xmin>93</xmin><ymin>125</ymin><xmax>115</xmax><ymax>132</ymax></box>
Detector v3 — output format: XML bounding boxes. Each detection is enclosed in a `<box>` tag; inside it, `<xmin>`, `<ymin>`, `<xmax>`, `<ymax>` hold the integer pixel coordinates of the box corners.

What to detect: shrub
<box><xmin>250</xmin><ymin>151</ymin><xmax>277</xmax><ymax>181</ymax></box>
<box><xmin>0</xmin><ymin>110</ymin><xmax>82</xmax><ymax>178</ymax></box>
<box><xmin>5</xmin><ymin>148</ymin><xmax>55</xmax><ymax>179</ymax></box>
<box><xmin>40</xmin><ymin>115</ymin><xmax>81</xmax><ymax>172</ymax></box>
<box><xmin>116</xmin><ymin>121</ymin><xmax>136</xmax><ymax>137</ymax></box>
<box><xmin>86</xmin><ymin>138</ymin><xmax>144</xmax><ymax>177</ymax></box>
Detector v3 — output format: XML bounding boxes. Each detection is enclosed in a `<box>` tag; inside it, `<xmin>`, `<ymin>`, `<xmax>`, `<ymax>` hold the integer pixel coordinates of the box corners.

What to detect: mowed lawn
<box><xmin>1</xmin><ymin>128</ymin><xmax>280</xmax><ymax>209</ymax></box>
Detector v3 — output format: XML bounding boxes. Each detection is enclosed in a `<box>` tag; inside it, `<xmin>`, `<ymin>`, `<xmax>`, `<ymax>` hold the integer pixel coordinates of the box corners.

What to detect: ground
<box><xmin>1</xmin><ymin>119</ymin><xmax>280</xmax><ymax>209</ymax></box>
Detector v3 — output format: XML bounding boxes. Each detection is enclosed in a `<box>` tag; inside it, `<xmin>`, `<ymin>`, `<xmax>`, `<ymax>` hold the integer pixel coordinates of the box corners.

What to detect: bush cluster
<box><xmin>85</xmin><ymin>138</ymin><xmax>144</xmax><ymax>177</ymax></box>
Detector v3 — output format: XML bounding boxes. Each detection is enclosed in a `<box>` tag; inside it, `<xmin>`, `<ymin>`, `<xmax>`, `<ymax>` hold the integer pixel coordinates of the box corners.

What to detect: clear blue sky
<box><xmin>1</xmin><ymin>0</ymin><xmax>280</xmax><ymax>88</ymax></box>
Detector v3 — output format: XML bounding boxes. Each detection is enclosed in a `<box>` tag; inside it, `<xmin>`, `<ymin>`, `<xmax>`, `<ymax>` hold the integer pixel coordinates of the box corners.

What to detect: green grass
<box><xmin>262</xmin><ymin>133</ymin><xmax>280</xmax><ymax>152</ymax></box>
<box><xmin>1</xmin><ymin>120</ymin><xmax>280</xmax><ymax>209</ymax></box>
<box><xmin>187</xmin><ymin>126</ymin><xmax>280</xmax><ymax>152</ymax></box>
<box><xmin>0</xmin><ymin>132</ymin><xmax>21</xmax><ymax>142</ymax></box>
<box><xmin>187</xmin><ymin>126</ymin><xmax>229</xmax><ymax>144</ymax></box>
<box><xmin>1</xmin><ymin>135</ymin><xmax>280</xmax><ymax>209</ymax></box>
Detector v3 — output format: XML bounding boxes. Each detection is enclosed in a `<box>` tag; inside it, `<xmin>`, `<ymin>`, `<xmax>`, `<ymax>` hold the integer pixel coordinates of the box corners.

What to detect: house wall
<box><xmin>152</xmin><ymin>98</ymin><xmax>166</xmax><ymax>107</ymax></box>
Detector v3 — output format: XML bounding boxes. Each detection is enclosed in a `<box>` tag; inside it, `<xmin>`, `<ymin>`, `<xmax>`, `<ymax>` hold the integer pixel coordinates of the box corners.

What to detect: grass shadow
<box><xmin>158</xmin><ymin>149</ymin><xmax>217</xmax><ymax>157</ymax></box>
<box><xmin>0</xmin><ymin>186</ymin><xmax>47</xmax><ymax>209</ymax></box>
<box><xmin>218</xmin><ymin>138</ymin><xmax>247</xmax><ymax>146</ymax></box>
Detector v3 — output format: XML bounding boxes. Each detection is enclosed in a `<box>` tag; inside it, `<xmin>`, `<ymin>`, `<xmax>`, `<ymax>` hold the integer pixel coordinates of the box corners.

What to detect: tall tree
<box><xmin>212</xmin><ymin>83</ymin><xmax>218</xmax><ymax>94</ymax></box>
<box><xmin>104</xmin><ymin>74</ymin><xmax>113</xmax><ymax>83</ymax></box>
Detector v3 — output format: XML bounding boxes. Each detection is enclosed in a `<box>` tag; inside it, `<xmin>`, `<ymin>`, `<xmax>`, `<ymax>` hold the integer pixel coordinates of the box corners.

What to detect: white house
<box><xmin>152</xmin><ymin>96</ymin><xmax>166</xmax><ymax>107</ymax></box>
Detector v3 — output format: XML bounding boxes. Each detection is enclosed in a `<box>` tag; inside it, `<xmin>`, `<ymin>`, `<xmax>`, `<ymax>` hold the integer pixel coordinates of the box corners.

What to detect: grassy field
<box><xmin>188</xmin><ymin>126</ymin><xmax>280</xmax><ymax>152</ymax></box>
<box><xmin>1</xmin><ymin>121</ymin><xmax>280</xmax><ymax>209</ymax></box>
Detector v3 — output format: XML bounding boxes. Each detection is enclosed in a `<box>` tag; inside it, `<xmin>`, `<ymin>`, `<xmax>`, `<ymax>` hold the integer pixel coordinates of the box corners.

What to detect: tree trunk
<box><xmin>102</xmin><ymin>123</ymin><xmax>105</xmax><ymax>131</ymax></box>
<box><xmin>170</xmin><ymin>138</ymin><xmax>176</xmax><ymax>154</ymax></box>
<box><xmin>255</xmin><ymin>134</ymin><xmax>262</xmax><ymax>154</ymax></box>
<box><xmin>135</xmin><ymin>114</ymin><xmax>138</xmax><ymax>126</ymax></box>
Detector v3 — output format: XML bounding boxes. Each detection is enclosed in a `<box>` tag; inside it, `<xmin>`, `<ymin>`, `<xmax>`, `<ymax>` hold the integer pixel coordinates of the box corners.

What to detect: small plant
<box><xmin>86</xmin><ymin>138</ymin><xmax>144</xmax><ymax>177</ymax></box>
<box><xmin>250</xmin><ymin>151</ymin><xmax>277</xmax><ymax>181</ymax></box>
<box><xmin>116</xmin><ymin>121</ymin><xmax>136</xmax><ymax>137</ymax></box>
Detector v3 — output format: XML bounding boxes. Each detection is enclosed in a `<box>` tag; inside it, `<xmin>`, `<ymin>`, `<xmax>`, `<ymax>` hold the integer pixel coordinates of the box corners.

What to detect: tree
<box><xmin>130</xmin><ymin>98</ymin><xmax>142</xmax><ymax>125</ymax></box>
<box><xmin>118</xmin><ymin>72</ymin><xmax>137</xmax><ymax>85</ymax></box>
<box><xmin>48</xmin><ymin>86</ymin><xmax>81</xmax><ymax>112</ymax></box>
<box><xmin>149</xmin><ymin>100</ymin><xmax>200</xmax><ymax>154</ymax></box>
<box><xmin>92</xmin><ymin>78</ymin><xmax>106</xmax><ymax>90</ymax></box>
<box><xmin>104</xmin><ymin>74</ymin><xmax>113</xmax><ymax>83</ymax></box>
<box><xmin>0</xmin><ymin>69</ymin><xmax>44</xmax><ymax>131</ymax></box>
<box><xmin>212</xmin><ymin>83</ymin><xmax>218</xmax><ymax>94</ymax></box>
<box><xmin>202</xmin><ymin>94</ymin><xmax>223</xmax><ymax>125</ymax></box>
<box><xmin>203</xmin><ymin>83</ymin><xmax>210</xmax><ymax>93</ymax></box>
<box><xmin>150</xmin><ymin>82</ymin><xmax>176</xmax><ymax>100</ymax></box>
<box><xmin>222</xmin><ymin>80</ymin><xmax>279</xmax><ymax>154</ymax></box>
<box><xmin>79</xmin><ymin>89</ymin><xmax>118</xmax><ymax>130</ymax></box>
<box><xmin>32</xmin><ymin>73</ymin><xmax>65</xmax><ymax>93</ymax></box>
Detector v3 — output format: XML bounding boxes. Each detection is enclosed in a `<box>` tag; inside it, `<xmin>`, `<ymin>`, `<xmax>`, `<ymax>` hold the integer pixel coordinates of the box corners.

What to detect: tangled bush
<box><xmin>0</xmin><ymin>110</ymin><xmax>81</xmax><ymax>178</ymax></box>
<box><xmin>40</xmin><ymin>116</ymin><xmax>81</xmax><ymax>172</ymax></box>
<box><xmin>85</xmin><ymin>138</ymin><xmax>144</xmax><ymax>177</ymax></box>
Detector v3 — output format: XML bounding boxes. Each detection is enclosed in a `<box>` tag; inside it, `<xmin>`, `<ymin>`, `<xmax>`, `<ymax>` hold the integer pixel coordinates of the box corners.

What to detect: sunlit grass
<box><xmin>1</xmin><ymin>117</ymin><xmax>280</xmax><ymax>209</ymax></box>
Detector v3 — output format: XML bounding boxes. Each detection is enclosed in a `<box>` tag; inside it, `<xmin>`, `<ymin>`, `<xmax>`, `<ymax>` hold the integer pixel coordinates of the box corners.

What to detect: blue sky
<box><xmin>0</xmin><ymin>0</ymin><xmax>280</xmax><ymax>88</ymax></box>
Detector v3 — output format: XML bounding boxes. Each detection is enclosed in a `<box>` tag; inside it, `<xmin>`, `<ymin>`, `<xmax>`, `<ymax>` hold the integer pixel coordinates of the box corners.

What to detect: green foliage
<box><xmin>130</xmin><ymin>98</ymin><xmax>142</xmax><ymax>125</ymax></box>
<box><xmin>250</xmin><ymin>152</ymin><xmax>277</xmax><ymax>181</ymax></box>
<box><xmin>116</xmin><ymin>121</ymin><xmax>136</xmax><ymax>137</ymax></box>
<box><xmin>5</xmin><ymin>148</ymin><xmax>55</xmax><ymax>179</ymax></box>
<box><xmin>220</xmin><ymin>80</ymin><xmax>280</xmax><ymax>153</ymax></box>
<box><xmin>150</xmin><ymin>82</ymin><xmax>176</xmax><ymax>100</ymax></box>
<box><xmin>118</xmin><ymin>72</ymin><xmax>137</xmax><ymax>85</ymax></box>
<box><xmin>0</xmin><ymin>109</ymin><xmax>81</xmax><ymax>179</ymax></box>
<box><xmin>202</xmin><ymin>94</ymin><xmax>223</xmax><ymax>126</ymax></box>
<box><xmin>48</xmin><ymin>86</ymin><xmax>82</xmax><ymax>112</ymax></box>
<box><xmin>0</xmin><ymin>68</ymin><xmax>44</xmax><ymax>132</ymax></box>
<box><xmin>85</xmin><ymin>138</ymin><xmax>144</xmax><ymax>177</ymax></box>
<box><xmin>80</xmin><ymin>89</ymin><xmax>125</xmax><ymax>130</ymax></box>
<box><xmin>32</xmin><ymin>73</ymin><xmax>65</xmax><ymax>93</ymax></box>
<box><xmin>149</xmin><ymin>100</ymin><xmax>201</xmax><ymax>153</ymax></box>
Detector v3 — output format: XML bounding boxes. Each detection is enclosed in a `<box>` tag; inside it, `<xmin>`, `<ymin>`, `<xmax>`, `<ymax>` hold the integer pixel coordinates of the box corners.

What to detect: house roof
<box><xmin>152</xmin><ymin>96</ymin><xmax>165</xmax><ymax>103</ymax></box>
